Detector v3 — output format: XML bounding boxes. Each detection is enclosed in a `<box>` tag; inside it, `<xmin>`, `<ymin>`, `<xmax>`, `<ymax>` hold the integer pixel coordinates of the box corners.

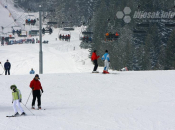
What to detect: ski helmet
<box><xmin>10</xmin><ymin>85</ymin><xmax>17</xmax><ymax>90</ymax></box>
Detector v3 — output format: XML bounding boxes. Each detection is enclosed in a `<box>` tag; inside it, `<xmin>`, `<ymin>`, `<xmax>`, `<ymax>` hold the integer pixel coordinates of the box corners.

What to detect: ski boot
<box><xmin>21</xmin><ymin>112</ymin><xmax>26</xmax><ymax>116</ymax></box>
<box><xmin>14</xmin><ymin>112</ymin><xmax>19</xmax><ymax>117</ymax></box>
<box><xmin>31</xmin><ymin>106</ymin><xmax>35</xmax><ymax>109</ymax></box>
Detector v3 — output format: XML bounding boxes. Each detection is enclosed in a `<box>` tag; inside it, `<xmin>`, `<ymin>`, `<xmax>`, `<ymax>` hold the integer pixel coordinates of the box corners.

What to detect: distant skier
<box><xmin>121</xmin><ymin>67</ymin><xmax>128</xmax><ymax>71</ymax></box>
<box><xmin>4</xmin><ymin>60</ymin><xmax>11</xmax><ymax>75</ymax></box>
<box><xmin>102</xmin><ymin>50</ymin><xmax>110</xmax><ymax>74</ymax></box>
<box><xmin>30</xmin><ymin>68</ymin><xmax>35</xmax><ymax>74</ymax></box>
<box><xmin>1</xmin><ymin>37</ymin><xmax>4</xmax><ymax>46</ymax></box>
<box><xmin>30</xmin><ymin>74</ymin><xmax>44</xmax><ymax>109</ymax></box>
<box><xmin>10</xmin><ymin>85</ymin><xmax>26</xmax><ymax>116</ymax></box>
<box><xmin>91</xmin><ymin>50</ymin><xmax>100</xmax><ymax>73</ymax></box>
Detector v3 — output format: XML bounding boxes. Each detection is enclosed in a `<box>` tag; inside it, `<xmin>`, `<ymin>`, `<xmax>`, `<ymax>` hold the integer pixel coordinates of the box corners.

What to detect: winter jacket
<box><xmin>102</xmin><ymin>53</ymin><xmax>110</xmax><ymax>62</ymax></box>
<box><xmin>30</xmin><ymin>70</ymin><xmax>35</xmax><ymax>74</ymax></box>
<box><xmin>91</xmin><ymin>52</ymin><xmax>100</xmax><ymax>61</ymax></box>
<box><xmin>30</xmin><ymin>79</ymin><xmax>43</xmax><ymax>90</ymax></box>
<box><xmin>4</xmin><ymin>62</ymin><xmax>11</xmax><ymax>70</ymax></box>
<box><xmin>115</xmin><ymin>32</ymin><xmax>119</xmax><ymax>36</ymax></box>
<box><xmin>12</xmin><ymin>88</ymin><xmax>22</xmax><ymax>101</ymax></box>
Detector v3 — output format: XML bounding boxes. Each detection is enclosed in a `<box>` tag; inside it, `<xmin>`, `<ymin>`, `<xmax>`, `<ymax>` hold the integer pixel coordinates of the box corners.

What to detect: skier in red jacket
<box><xmin>91</xmin><ymin>50</ymin><xmax>100</xmax><ymax>73</ymax></box>
<box><xmin>30</xmin><ymin>74</ymin><xmax>43</xmax><ymax>109</ymax></box>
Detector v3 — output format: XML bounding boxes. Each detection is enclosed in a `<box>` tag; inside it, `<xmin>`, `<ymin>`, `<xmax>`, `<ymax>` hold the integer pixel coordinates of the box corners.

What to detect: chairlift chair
<box><xmin>136</xmin><ymin>23</ymin><xmax>150</xmax><ymax>27</ymax></box>
<box><xmin>165</xmin><ymin>23</ymin><xmax>175</xmax><ymax>27</ymax></box>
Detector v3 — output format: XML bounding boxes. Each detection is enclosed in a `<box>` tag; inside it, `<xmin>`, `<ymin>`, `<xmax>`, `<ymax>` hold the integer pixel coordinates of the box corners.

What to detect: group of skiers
<box><xmin>10</xmin><ymin>74</ymin><xmax>44</xmax><ymax>116</ymax></box>
<box><xmin>12</xmin><ymin>29</ymin><xmax>21</xmax><ymax>35</ymax></box>
<box><xmin>25</xmin><ymin>19</ymin><xmax>36</xmax><ymax>25</ymax></box>
<box><xmin>59</xmin><ymin>34</ymin><xmax>71</xmax><ymax>42</ymax></box>
<box><xmin>105</xmin><ymin>32</ymin><xmax>119</xmax><ymax>41</ymax></box>
<box><xmin>91</xmin><ymin>50</ymin><xmax>110</xmax><ymax>74</ymax></box>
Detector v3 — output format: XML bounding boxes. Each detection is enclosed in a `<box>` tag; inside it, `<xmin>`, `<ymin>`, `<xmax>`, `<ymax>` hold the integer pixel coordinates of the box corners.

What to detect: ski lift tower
<box><xmin>39</xmin><ymin>5</ymin><xmax>43</xmax><ymax>74</ymax></box>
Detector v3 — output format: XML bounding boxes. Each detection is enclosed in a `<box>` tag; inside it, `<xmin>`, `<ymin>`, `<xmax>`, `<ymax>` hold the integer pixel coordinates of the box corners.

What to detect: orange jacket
<box><xmin>115</xmin><ymin>33</ymin><xmax>119</xmax><ymax>36</ymax></box>
<box><xmin>106</xmin><ymin>33</ymin><xmax>109</xmax><ymax>36</ymax></box>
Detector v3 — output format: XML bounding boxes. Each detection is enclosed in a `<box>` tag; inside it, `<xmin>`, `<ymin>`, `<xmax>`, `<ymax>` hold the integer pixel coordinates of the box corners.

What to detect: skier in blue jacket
<box><xmin>102</xmin><ymin>50</ymin><xmax>110</xmax><ymax>74</ymax></box>
<box><xmin>30</xmin><ymin>68</ymin><xmax>35</xmax><ymax>74</ymax></box>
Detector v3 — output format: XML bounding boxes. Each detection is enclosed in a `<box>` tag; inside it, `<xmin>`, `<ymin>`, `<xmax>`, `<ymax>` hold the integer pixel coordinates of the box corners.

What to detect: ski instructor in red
<box><xmin>30</xmin><ymin>74</ymin><xmax>44</xmax><ymax>109</ymax></box>
<box><xmin>91</xmin><ymin>50</ymin><xmax>100</xmax><ymax>73</ymax></box>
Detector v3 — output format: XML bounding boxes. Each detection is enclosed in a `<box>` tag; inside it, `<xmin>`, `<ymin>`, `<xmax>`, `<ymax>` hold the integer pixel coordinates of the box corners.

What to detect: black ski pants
<box><xmin>93</xmin><ymin>60</ymin><xmax>98</xmax><ymax>71</ymax></box>
<box><xmin>32</xmin><ymin>90</ymin><xmax>41</xmax><ymax>107</ymax></box>
<box><xmin>5</xmin><ymin>69</ymin><xmax>10</xmax><ymax>75</ymax></box>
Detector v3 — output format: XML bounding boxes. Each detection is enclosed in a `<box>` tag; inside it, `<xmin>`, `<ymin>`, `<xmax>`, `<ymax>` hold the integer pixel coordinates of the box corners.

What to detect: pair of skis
<box><xmin>31</xmin><ymin>107</ymin><xmax>46</xmax><ymax>110</ymax></box>
<box><xmin>6</xmin><ymin>109</ymin><xmax>46</xmax><ymax>117</ymax></box>
<box><xmin>6</xmin><ymin>114</ymin><xmax>26</xmax><ymax>117</ymax></box>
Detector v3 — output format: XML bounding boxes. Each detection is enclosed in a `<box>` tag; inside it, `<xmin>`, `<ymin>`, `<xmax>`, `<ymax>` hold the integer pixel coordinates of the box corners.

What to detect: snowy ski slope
<box><xmin>1</xmin><ymin>71</ymin><xmax>175</xmax><ymax>130</ymax></box>
<box><xmin>0</xmin><ymin>27</ymin><xmax>95</xmax><ymax>74</ymax></box>
<box><xmin>0</xmin><ymin>3</ymin><xmax>17</xmax><ymax>34</ymax></box>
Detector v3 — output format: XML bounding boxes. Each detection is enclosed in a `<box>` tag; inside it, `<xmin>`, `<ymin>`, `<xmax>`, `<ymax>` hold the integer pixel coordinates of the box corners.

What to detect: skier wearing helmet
<box><xmin>10</xmin><ymin>85</ymin><xmax>25</xmax><ymax>116</ymax></box>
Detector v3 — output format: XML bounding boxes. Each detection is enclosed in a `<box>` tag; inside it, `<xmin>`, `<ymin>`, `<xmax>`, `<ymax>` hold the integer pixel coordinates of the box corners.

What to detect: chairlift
<box><xmin>104</xmin><ymin>32</ymin><xmax>119</xmax><ymax>42</ymax></box>
<box><xmin>79</xmin><ymin>31</ymin><xmax>93</xmax><ymax>43</ymax></box>
<box><xmin>42</xmin><ymin>27</ymin><xmax>53</xmax><ymax>35</ymax></box>
<box><xmin>165</xmin><ymin>23</ymin><xmax>175</xmax><ymax>27</ymax></box>
<box><xmin>63</xmin><ymin>27</ymin><xmax>74</xmax><ymax>31</ymax></box>
<box><xmin>29</xmin><ymin>30</ymin><xmax>39</xmax><ymax>36</ymax></box>
<box><xmin>47</xmin><ymin>22</ymin><xmax>58</xmax><ymax>25</ymax></box>
<box><xmin>136</xmin><ymin>23</ymin><xmax>150</xmax><ymax>27</ymax></box>
<box><xmin>18</xmin><ymin>30</ymin><xmax>27</xmax><ymax>37</ymax></box>
<box><xmin>133</xmin><ymin>29</ymin><xmax>147</xmax><ymax>34</ymax></box>
<box><xmin>25</xmin><ymin>14</ymin><xmax>37</xmax><ymax>25</ymax></box>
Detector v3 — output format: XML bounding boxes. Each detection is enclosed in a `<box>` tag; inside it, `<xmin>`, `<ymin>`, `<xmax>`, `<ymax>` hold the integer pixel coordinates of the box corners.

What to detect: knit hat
<box><xmin>34</xmin><ymin>74</ymin><xmax>40</xmax><ymax>79</ymax></box>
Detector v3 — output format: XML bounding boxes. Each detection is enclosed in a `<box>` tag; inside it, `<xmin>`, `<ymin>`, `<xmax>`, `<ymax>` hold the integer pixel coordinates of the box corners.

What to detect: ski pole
<box><xmin>25</xmin><ymin>90</ymin><xmax>32</xmax><ymax>106</ymax></box>
<box><xmin>21</xmin><ymin>102</ymin><xmax>35</xmax><ymax>116</ymax></box>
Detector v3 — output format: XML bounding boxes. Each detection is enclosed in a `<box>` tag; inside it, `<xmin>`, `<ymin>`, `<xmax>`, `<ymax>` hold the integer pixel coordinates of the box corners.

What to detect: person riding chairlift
<box><xmin>25</xmin><ymin>19</ymin><xmax>28</xmax><ymax>24</ymax></box>
<box><xmin>68</xmin><ymin>34</ymin><xmax>70</xmax><ymax>42</ymax></box>
<box><xmin>33</xmin><ymin>19</ymin><xmax>36</xmax><ymax>25</ymax></box>
<box><xmin>65</xmin><ymin>35</ymin><xmax>68</xmax><ymax>41</ymax></box>
<box><xmin>28</xmin><ymin>19</ymin><xmax>31</xmax><ymax>24</ymax></box>
<box><xmin>86</xmin><ymin>36</ymin><xmax>89</xmax><ymax>43</ymax></box>
<box><xmin>62</xmin><ymin>35</ymin><xmax>65</xmax><ymax>41</ymax></box>
<box><xmin>109</xmin><ymin>32</ymin><xmax>112</xmax><ymax>41</ymax></box>
<box><xmin>115</xmin><ymin>32</ymin><xmax>119</xmax><ymax>38</ymax></box>
<box><xmin>59</xmin><ymin>34</ymin><xmax>62</xmax><ymax>40</ymax></box>
<box><xmin>31</xmin><ymin>19</ymin><xmax>34</xmax><ymax>25</ymax></box>
<box><xmin>105</xmin><ymin>33</ymin><xmax>109</xmax><ymax>41</ymax></box>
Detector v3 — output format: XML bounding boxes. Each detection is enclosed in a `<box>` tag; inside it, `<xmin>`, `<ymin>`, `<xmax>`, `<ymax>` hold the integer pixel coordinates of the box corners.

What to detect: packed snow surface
<box><xmin>1</xmin><ymin>1</ymin><xmax>175</xmax><ymax>130</ymax></box>
<box><xmin>0</xmin><ymin>71</ymin><xmax>175</xmax><ymax>130</ymax></box>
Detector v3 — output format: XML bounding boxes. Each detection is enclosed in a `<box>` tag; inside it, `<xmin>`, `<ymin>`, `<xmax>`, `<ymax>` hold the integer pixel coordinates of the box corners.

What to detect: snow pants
<box><xmin>13</xmin><ymin>99</ymin><xmax>24</xmax><ymax>113</ymax></box>
<box><xmin>5</xmin><ymin>69</ymin><xmax>10</xmax><ymax>75</ymax></box>
<box><xmin>93</xmin><ymin>60</ymin><xmax>98</xmax><ymax>71</ymax></box>
<box><xmin>32</xmin><ymin>90</ymin><xmax>41</xmax><ymax>107</ymax></box>
<box><xmin>104</xmin><ymin>60</ymin><xmax>110</xmax><ymax>71</ymax></box>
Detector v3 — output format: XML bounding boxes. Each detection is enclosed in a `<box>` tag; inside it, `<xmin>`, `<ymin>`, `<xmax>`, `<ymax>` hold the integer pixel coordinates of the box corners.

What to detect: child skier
<box><xmin>102</xmin><ymin>50</ymin><xmax>110</xmax><ymax>74</ymax></box>
<box><xmin>11</xmin><ymin>85</ymin><xmax>25</xmax><ymax>116</ymax></box>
